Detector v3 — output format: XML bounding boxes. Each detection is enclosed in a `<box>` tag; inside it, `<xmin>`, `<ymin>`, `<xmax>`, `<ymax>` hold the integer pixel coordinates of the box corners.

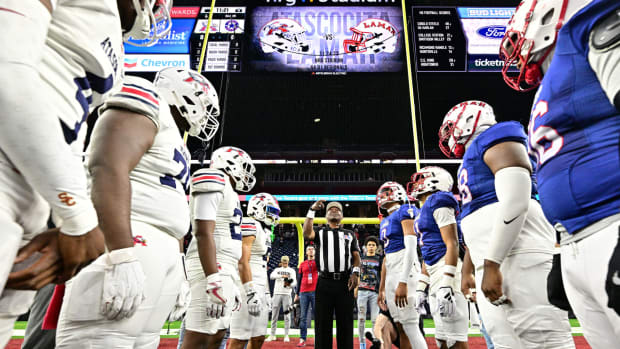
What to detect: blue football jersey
<box><xmin>458</xmin><ymin>121</ymin><xmax>537</xmax><ymax>219</ymax></box>
<box><xmin>528</xmin><ymin>0</ymin><xmax>620</xmax><ymax>234</ymax></box>
<box><xmin>416</xmin><ymin>192</ymin><xmax>461</xmax><ymax>266</ymax></box>
<box><xmin>379</xmin><ymin>204</ymin><xmax>418</xmax><ymax>254</ymax></box>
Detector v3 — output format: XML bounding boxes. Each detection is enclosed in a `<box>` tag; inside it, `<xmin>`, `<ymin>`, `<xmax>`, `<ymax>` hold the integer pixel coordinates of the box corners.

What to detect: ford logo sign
<box><xmin>477</xmin><ymin>25</ymin><xmax>506</xmax><ymax>39</ymax></box>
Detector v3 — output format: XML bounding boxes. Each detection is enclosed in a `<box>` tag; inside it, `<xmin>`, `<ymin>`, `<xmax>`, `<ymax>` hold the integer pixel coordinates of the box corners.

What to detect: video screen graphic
<box><xmin>249</xmin><ymin>6</ymin><xmax>404</xmax><ymax>73</ymax></box>
<box><xmin>123</xmin><ymin>6</ymin><xmax>245</xmax><ymax>73</ymax></box>
<box><xmin>190</xmin><ymin>6</ymin><xmax>246</xmax><ymax>72</ymax></box>
<box><xmin>412</xmin><ymin>7</ymin><xmax>517</xmax><ymax>72</ymax></box>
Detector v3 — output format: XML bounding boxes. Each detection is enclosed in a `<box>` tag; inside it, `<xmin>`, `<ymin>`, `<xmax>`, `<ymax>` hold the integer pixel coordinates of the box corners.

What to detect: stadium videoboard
<box><xmin>411</xmin><ymin>7</ymin><xmax>518</xmax><ymax>72</ymax></box>
<box><xmin>248</xmin><ymin>6</ymin><xmax>405</xmax><ymax>73</ymax></box>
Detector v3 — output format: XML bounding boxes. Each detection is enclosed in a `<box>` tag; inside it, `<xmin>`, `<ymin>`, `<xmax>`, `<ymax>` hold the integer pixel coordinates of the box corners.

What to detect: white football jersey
<box><xmin>188</xmin><ymin>169</ymin><xmax>243</xmax><ymax>274</ymax></box>
<box><xmin>94</xmin><ymin>76</ymin><xmax>191</xmax><ymax>240</ymax></box>
<box><xmin>240</xmin><ymin>217</ymin><xmax>270</xmax><ymax>286</ymax></box>
<box><xmin>39</xmin><ymin>0</ymin><xmax>124</xmax><ymax>153</ymax></box>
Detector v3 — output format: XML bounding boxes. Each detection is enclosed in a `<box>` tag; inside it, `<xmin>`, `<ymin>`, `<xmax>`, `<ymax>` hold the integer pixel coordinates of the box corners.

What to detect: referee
<box><xmin>303</xmin><ymin>200</ymin><xmax>361</xmax><ymax>349</ymax></box>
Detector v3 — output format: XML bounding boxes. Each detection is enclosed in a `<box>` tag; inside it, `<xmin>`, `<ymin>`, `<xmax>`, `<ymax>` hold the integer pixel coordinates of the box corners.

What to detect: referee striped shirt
<box><xmin>312</xmin><ymin>227</ymin><xmax>360</xmax><ymax>273</ymax></box>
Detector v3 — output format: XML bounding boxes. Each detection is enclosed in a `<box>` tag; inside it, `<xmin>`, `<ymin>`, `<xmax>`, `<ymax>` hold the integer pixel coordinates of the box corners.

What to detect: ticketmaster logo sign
<box><xmin>266</xmin><ymin>0</ymin><xmax>395</xmax><ymax>6</ymax></box>
<box><xmin>124</xmin><ymin>54</ymin><xmax>189</xmax><ymax>72</ymax></box>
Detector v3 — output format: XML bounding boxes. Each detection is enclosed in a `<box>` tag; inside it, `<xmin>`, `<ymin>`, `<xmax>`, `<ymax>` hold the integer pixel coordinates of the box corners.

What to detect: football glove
<box><xmin>101</xmin><ymin>248</ymin><xmax>146</xmax><ymax>320</ymax></box>
<box><xmin>243</xmin><ymin>282</ymin><xmax>261</xmax><ymax>317</ymax></box>
<box><xmin>205</xmin><ymin>273</ymin><xmax>227</xmax><ymax>319</ymax></box>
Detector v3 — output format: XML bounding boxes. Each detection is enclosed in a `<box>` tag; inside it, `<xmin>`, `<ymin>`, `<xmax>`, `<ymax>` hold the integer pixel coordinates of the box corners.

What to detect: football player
<box><xmin>501</xmin><ymin>0</ymin><xmax>620</xmax><ymax>345</ymax></box>
<box><xmin>54</xmin><ymin>67</ymin><xmax>220</xmax><ymax>348</ymax></box>
<box><xmin>439</xmin><ymin>100</ymin><xmax>574</xmax><ymax>349</ymax></box>
<box><xmin>408</xmin><ymin>167</ymin><xmax>469</xmax><ymax>349</ymax></box>
<box><xmin>0</xmin><ymin>1</ymin><xmax>170</xmax><ymax>345</ymax></box>
<box><xmin>182</xmin><ymin>146</ymin><xmax>256</xmax><ymax>349</ymax></box>
<box><xmin>230</xmin><ymin>193</ymin><xmax>280</xmax><ymax>349</ymax></box>
<box><xmin>376</xmin><ymin>182</ymin><xmax>428</xmax><ymax>349</ymax></box>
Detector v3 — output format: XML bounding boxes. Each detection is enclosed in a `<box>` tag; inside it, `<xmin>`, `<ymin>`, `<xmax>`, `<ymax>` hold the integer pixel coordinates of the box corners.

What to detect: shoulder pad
<box><xmin>101</xmin><ymin>76</ymin><xmax>161</xmax><ymax>128</ymax></box>
<box><xmin>430</xmin><ymin>192</ymin><xmax>459</xmax><ymax>211</ymax></box>
<box><xmin>591</xmin><ymin>8</ymin><xmax>620</xmax><ymax>51</ymax></box>
<box><xmin>478</xmin><ymin>121</ymin><xmax>526</xmax><ymax>154</ymax></box>
<box><xmin>400</xmin><ymin>204</ymin><xmax>418</xmax><ymax>219</ymax></box>
<box><xmin>190</xmin><ymin>168</ymin><xmax>227</xmax><ymax>194</ymax></box>
<box><xmin>241</xmin><ymin>217</ymin><xmax>258</xmax><ymax>236</ymax></box>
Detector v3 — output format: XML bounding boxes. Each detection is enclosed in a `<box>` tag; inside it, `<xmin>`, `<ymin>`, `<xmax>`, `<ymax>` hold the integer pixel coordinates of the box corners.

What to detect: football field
<box><xmin>6</xmin><ymin>319</ymin><xmax>592</xmax><ymax>349</ymax></box>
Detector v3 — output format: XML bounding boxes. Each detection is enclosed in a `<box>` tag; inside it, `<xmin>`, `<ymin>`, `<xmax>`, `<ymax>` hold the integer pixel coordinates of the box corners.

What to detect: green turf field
<box><xmin>11</xmin><ymin>318</ymin><xmax>584</xmax><ymax>339</ymax></box>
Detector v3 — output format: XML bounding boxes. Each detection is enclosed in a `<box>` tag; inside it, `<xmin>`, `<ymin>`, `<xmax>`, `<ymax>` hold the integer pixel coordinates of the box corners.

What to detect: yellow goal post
<box><xmin>278</xmin><ymin>217</ymin><xmax>381</xmax><ymax>264</ymax></box>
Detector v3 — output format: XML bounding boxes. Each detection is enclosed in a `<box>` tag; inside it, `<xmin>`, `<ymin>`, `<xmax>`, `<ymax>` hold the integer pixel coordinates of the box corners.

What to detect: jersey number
<box><xmin>159</xmin><ymin>148</ymin><xmax>189</xmax><ymax>190</ymax></box>
<box><xmin>230</xmin><ymin>207</ymin><xmax>243</xmax><ymax>241</ymax></box>
<box><xmin>380</xmin><ymin>227</ymin><xmax>389</xmax><ymax>249</ymax></box>
<box><xmin>458</xmin><ymin>168</ymin><xmax>472</xmax><ymax>204</ymax></box>
<box><xmin>528</xmin><ymin>100</ymin><xmax>564</xmax><ymax>165</ymax></box>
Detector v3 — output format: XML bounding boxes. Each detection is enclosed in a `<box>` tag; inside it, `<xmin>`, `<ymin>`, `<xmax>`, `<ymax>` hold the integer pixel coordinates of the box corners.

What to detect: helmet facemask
<box><xmin>500</xmin><ymin>0</ymin><xmax>569</xmax><ymax>91</ymax></box>
<box><xmin>155</xmin><ymin>68</ymin><xmax>221</xmax><ymax>142</ymax></box>
<box><xmin>376</xmin><ymin>182</ymin><xmax>407</xmax><ymax>214</ymax></box>
<box><xmin>407</xmin><ymin>167</ymin><xmax>453</xmax><ymax>198</ymax></box>
<box><xmin>249</xmin><ymin>193</ymin><xmax>281</xmax><ymax>226</ymax></box>
<box><xmin>439</xmin><ymin>101</ymin><xmax>497</xmax><ymax>158</ymax></box>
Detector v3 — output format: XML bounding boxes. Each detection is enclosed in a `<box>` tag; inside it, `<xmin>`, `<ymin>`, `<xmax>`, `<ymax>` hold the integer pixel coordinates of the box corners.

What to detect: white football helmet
<box><xmin>210</xmin><ymin>146</ymin><xmax>256</xmax><ymax>192</ymax></box>
<box><xmin>438</xmin><ymin>101</ymin><xmax>497</xmax><ymax>158</ymax></box>
<box><xmin>154</xmin><ymin>68</ymin><xmax>220</xmax><ymax>142</ymax></box>
<box><xmin>248</xmin><ymin>193</ymin><xmax>281</xmax><ymax>226</ymax></box>
<box><xmin>376</xmin><ymin>181</ymin><xmax>408</xmax><ymax>209</ymax></box>
<box><xmin>259</xmin><ymin>18</ymin><xmax>310</xmax><ymax>54</ymax></box>
<box><xmin>407</xmin><ymin>167</ymin><xmax>453</xmax><ymax>198</ymax></box>
<box><xmin>124</xmin><ymin>0</ymin><xmax>173</xmax><ymax>47</ymax></box>
<box><xmin>500</xmin><ymin>0</ymin><xmax>590</xmax><ymax>91</ymax></box>
<box><xmin>343</xmin><ymin>19</ymin><xmax>399</xmax><ymax>54</ymax></box>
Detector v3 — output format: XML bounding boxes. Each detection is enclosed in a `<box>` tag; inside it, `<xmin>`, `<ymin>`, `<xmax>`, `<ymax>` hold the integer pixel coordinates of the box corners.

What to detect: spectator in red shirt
<box><xmin>295</xmin><ymin>245</ymin><xmax>318</xmax><ymax>346</ymax></box>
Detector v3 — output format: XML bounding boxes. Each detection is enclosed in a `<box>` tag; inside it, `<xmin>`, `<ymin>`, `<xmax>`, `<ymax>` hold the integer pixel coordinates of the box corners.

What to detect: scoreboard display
<box><xmin>123</xmin><ymin>6</ymin><xmax>245</xmax><ymax>73</ymax></box>
<box><xmin>411</xmin><ymin>7</ymin><xmax>517</xmax><ymax>72</ymax></box>
<box><xmin>190</xmin><ymin>6</ymin><xmax>245</xmax><ymax>72</ymax></box>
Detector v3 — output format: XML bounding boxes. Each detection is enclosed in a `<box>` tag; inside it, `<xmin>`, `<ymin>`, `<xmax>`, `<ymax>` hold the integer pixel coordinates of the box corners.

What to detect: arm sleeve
<box><xmin>486</xmin><ymin>167</ymin><xmax>531</xmax><ymax>264</ymax></box>
<box><xmin>193</xmin><ymin>192</ymin><xmax>223</xmax><ymax>221</ymax></box>
<box><xmin>433</xmin><ymin>207</ymin><xmax>457</xmax><ymax>228</ymax></box>
<box><xmin>588</xmin><ymin>12</ymin><xmax>620</xmax><ymax>109</ymax></box>
<box><xmin>0</xmin><ymin>113</ymin><xmax>97</xmax><ymax>236</ymax></box>
<box><xmin>399</xmin><ymin>235</ymin><xmax>418</xmax><ymax>283</ymax></box>
<box><xmin>290</xmin><ymin>268</ymin><xmax>297</xmax><ymax>288</ymax></box>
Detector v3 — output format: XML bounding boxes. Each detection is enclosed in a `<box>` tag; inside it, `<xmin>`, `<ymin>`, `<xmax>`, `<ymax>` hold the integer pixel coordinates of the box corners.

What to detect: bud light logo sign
<box><xmin>476</xmin><ymin>25</ymin><xmax>506</xmax><ymax>39</ymax></box>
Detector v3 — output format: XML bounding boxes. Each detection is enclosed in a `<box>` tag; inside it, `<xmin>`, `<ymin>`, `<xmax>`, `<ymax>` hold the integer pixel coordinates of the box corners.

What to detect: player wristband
<box><xmin>439</xmin><ymin>265</ymin><xmax>457</xmax><ymax>288</ymax></box>
<box><xmin>243</xmin><ymin>281</ymin><xmax>256</xmax><ymax>294</ymax></box>
<box><xmin>306</xmin><ymin>210</ymin><xmax>315</xmax><ymax>219</ymax></box>
<box><xmin>107</xmin><ymin>247</ymin><xmax>138</xmax><ymax>265</ymax></box>
<box><xmin>352</xmin><ymin>266</ymin><xmax>360</xmax><ymax>275</ymax></box>
<box><xmin>60</xmin><ymin>205</ymin><xmax>98</xmax><ymax>236</ymax></box>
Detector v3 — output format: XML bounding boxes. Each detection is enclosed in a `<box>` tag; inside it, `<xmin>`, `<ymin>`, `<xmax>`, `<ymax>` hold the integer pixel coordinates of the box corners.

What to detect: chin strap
<box><xmin>387</xmin><ymin>204</ymin><xmax>401</xmax><ymax>214</ymax></box>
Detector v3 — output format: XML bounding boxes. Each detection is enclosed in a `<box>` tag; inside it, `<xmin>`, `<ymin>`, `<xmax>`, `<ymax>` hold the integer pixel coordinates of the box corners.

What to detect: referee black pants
<box><xmin>315</xmin><ymin>277</ymin><xmax>354</xmax><ymax>349</ymax></box>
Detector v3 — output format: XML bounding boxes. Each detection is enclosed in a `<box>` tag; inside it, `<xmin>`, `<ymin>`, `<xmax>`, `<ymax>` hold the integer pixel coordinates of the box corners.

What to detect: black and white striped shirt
<box><xmin>312</xmin><ymin>227</ymin><xmax>360</xmax><ymax>273</ymax></box>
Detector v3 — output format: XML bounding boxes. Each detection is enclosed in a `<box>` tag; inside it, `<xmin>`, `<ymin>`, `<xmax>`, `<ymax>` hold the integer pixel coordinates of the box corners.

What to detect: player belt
<box><xmin>319</xmin><ymin>271</ymin><xmax>349</xmax><ymax>280</ymax></box>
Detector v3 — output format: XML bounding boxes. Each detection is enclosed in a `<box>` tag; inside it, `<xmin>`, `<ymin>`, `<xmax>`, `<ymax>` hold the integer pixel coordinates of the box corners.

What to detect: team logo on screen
<box><xmin>259</xmin><ymin>18</ymin><xmax>311</xmax><ymax>54</ymax></box>
<box><xmin>343</xmin><ymin>18</ymin><xmax>398</xmax><ymax>54</ymax></box>
<box><xmin>476</xmin><ymin>25</ymin><xmax>507</xmax><ymax>39</ymax></box>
